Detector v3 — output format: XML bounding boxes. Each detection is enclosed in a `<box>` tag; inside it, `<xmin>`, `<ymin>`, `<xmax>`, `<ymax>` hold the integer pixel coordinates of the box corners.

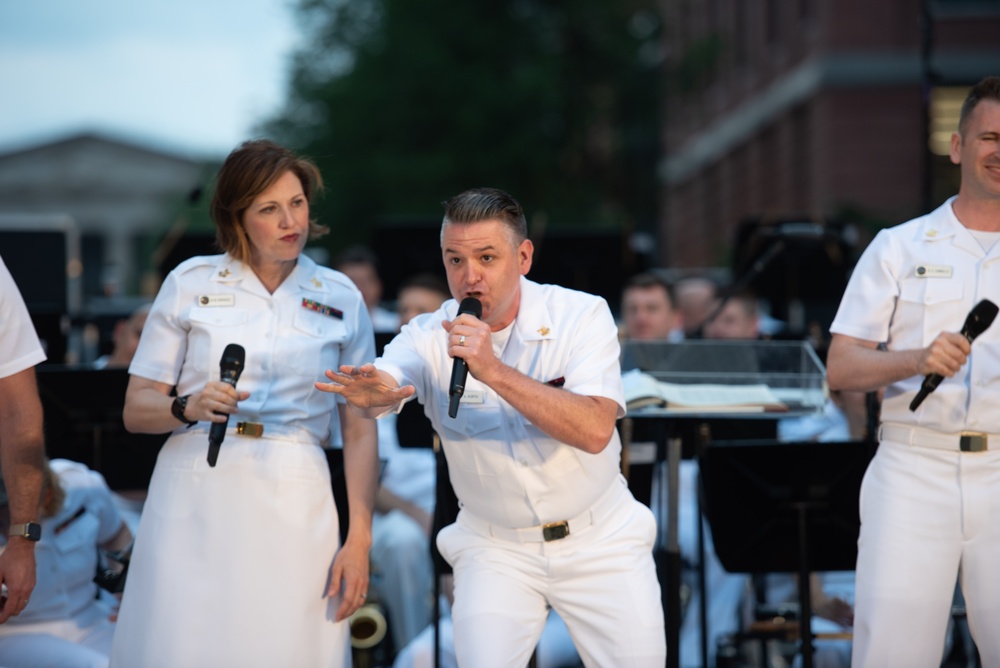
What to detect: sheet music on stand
<box><xmin>619</xmin><ymin>339</ymin><xmax>827</xmax><ymax>668</ymax></box>
<box><xmin>622</xmin><ymin>339</ymin><xmax>828</xmax><ymax>417</ymax></box>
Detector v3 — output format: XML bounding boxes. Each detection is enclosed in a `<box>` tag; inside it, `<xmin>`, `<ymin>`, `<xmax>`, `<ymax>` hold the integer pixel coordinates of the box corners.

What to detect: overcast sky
<box><xmin>0</xmin><ymin>0</ymin><xmax>299</xmax><ymax>160</ymax></box>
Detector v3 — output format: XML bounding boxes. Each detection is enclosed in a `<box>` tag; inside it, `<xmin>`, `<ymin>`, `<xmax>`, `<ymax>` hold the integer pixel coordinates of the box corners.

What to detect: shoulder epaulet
<box><xmin>322</xmin><ymin>267</ymin><xmax>364</xmax><ymax>291</ymax></box>
<box><xmin>170</xmin><ymin>254</ymin><xmax>225</xmax><ymax>276</ymax></box>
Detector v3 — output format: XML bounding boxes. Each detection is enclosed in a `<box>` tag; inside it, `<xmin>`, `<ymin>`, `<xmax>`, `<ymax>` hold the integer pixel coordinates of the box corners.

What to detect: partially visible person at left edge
<box><xmin>318</xmin><ymin>187</ymin><xmax>666</xmax><ymax>667</ymax></box>
<box><xmin>827</xmin><ymin>75</ymin><xmax>1000</xmax><ymax>667</ymax></box>
<box><xmin>0</xmin><ymin>254</ymin><xmax>47</xmax><ymax>625</ymax></box>
<box><xmin>109</xmin><ymin>140</ymin><xmax>379</xmax><ymax>667</ymax></box>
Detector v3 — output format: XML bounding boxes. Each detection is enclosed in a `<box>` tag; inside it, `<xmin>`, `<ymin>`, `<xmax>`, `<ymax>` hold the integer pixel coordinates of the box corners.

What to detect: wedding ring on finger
<box><xmin>459</xmin><ymin>335</ymin><xmax>466</xmax><ymax>347</ymax></box>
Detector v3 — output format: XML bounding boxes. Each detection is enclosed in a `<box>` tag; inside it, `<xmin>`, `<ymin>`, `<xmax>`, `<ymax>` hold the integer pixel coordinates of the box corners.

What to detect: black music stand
<box><xmin>36</xmin><ymin>366</ymin><xmax>166</xmax><ymax>490</ymax></box>
<box><xmin>621</xmin><ymin>338</ymin><xmax>828</xmax><ymax>668</ymax></box>
<box><xmin>699</xmin><ymin>439</ymin><xmax>874</xmax><ymax>668</ymax></box>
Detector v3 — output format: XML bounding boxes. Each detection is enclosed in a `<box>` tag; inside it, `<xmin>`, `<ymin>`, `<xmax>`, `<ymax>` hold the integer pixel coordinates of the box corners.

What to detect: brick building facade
<box><xmin>657</xmin><ymin>0</ymin><xmax>1000</xmax><ymax>269</ymax></box>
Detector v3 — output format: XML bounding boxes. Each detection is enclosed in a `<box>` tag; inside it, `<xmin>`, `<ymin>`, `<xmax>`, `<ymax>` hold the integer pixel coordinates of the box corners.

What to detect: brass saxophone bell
<box><xmin>349</xmin><ymin>602</ymin><xmax>388</xmax><ymax>650</ymax></box>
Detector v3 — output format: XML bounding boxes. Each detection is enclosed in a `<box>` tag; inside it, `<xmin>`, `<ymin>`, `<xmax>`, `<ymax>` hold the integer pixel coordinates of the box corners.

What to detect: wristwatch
<box><xmin>9</xmin><ymin>522</ymin><xmax>42</xmax><ymax>542</ymax></box>
<box><xmin>171</xmin><ymin>394</ymin><xmax>197</xmax><ymax>426</ymax></box>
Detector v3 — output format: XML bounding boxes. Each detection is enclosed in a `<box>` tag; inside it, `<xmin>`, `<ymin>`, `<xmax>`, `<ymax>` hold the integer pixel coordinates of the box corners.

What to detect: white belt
<box><xmin>185</xmin><ymin>422</ymin><xmax>319</xmax><ymax>445</ymax></box>
<box><xmin>459</xmin><ymin>476</ymin><xmax>626</xmax><ymax>543</ymax></box>
<box><xmin>462</xmin><ymin>507</ymin><xmax>594</xmax><ymax>543</ymax></box>
<box><xmin>879</xmin><ymin>423</ymin><xmax>993</xmax><ymax>453</ymax></box>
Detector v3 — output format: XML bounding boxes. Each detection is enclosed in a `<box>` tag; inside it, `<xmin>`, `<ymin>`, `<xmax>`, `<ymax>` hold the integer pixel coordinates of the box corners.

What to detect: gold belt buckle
<box><xmin>236</xmin><ymin>421</ymin><xmax>264</xmax><ymax>438</ymax></box>
<box><xmin>542</xmin><ymin>520</ymin><xmax>570</xmax><ymax>542</ymax></box>
<box><xmin>960</xmin><ymin>432</ymin><xmax>987</xmax><ymax>453</ymax></box>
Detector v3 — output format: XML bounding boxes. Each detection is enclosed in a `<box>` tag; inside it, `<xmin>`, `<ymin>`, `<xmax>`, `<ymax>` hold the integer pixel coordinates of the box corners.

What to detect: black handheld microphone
<box><xmin>448</xmin><ymin>297</ymin><xmax>482</xmax><ymax>419</ymax></box>
<box><xmin>207</xmin><ymin>343</ymin><xmax>246</xmax><ymax>466</ymax></box>
<box><xmin>909</xmin><ymin>299</ymin><xmax>998</xmax><ymax>411</ymax></box>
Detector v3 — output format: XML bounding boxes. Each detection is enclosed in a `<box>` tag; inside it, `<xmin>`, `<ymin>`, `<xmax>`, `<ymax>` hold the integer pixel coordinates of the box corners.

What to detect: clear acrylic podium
<box><xmin>619</xmin><ymin>339</ymin><xmax>827</xmax><ymax>668</ymax></box>
<box><xmin>621</xmin><ymin>339</ymin><xmax>828</xmax><ymax>413</ymax></box>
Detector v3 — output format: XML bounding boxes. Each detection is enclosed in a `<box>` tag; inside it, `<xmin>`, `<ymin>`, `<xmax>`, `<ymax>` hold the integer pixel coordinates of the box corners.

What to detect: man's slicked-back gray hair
<box><xmin>441</xmin><ymin>187</ymin><xmax>528</xmax><ymax>244</ymax></box>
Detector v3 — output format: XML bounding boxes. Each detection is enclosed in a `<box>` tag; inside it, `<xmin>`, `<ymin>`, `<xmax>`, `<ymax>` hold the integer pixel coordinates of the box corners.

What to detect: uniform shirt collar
<box><xmin>291</xmin><ymin>253</ymin><xmax>328</xmax><ymax>293</ymax></box>
<box><xmin>512</xmin><ymin>277</ymin><xmax>557</xmax><ymax>342</ymax></box>
<box><xmin>916</xmin><ymin>196</ymin><xmax>982</xmax><ymax>258</ymax></box>
<box><xmin>207</xmin><ymin>253</ymin><xmax>325</xmax><ymax>292</ymax></box>
<box><xmin>209</xmin><ymin>254</ymin><xmax>245</xmax><ymax>283</ymax></box>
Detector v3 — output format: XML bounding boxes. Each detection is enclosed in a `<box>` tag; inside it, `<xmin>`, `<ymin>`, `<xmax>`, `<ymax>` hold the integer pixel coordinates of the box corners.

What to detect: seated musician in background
<box><xmin>619</xmin><ymin>272</ymin><xmax>684</xmax><ymax>342</ymax></box>
<box><xmin>0</xmin><ymin>458</ymin><xmax>131</xmax><ymax>668</ymax></box>
<box><xmin>673</xmin><ymin>276</ymin><xmax>718</xmax><ymax>339</ymax></box>
<box><xmin>92</xmin><ymin>303</ymin><xmax>154</xmax><ymax>534</ymax></box>
<box><xmin>335</xmin><ymin>245</ymin><xmax>401</xmax><ymax>334</ymax></box>
<box><xmin>701</xmin><ymin>289</ymin><xmax>762</xmax><ymax>341</ymax></box>
<box><xmin>93</xmin><ymin>304</ymin><xmax>150</xmax><ymax>370</ymax></box>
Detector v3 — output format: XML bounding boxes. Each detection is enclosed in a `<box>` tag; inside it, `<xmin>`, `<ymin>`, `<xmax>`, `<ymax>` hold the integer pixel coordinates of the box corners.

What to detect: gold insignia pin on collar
<box><xmin>538</xmin><ymin>326</ymin><xmax>550</xmax><ymax>336</ymax></box>
<box><xmin>311</xmin><ymin>277</ymin><xmax>322</xmax><ymax>288</ymax></box>
<box><xmin>926</xmin><ymin>229</ymin><xmax>938</xmax><ymax>238</ymax></box>
<box><xmin>218</xmin><ymin>268</ymin><xmax>231</xmax><ymax>277</ymax></box>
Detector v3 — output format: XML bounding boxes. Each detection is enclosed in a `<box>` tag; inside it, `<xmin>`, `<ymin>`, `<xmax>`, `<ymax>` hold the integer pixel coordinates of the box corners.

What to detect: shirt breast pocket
<box><xmin>51</xmin><ymin>511</ymin><xmax>100</xmax><ymax>555</ymax></box>
<box><xmin>898</xmin><ymin>278</ymin><xmax>965</xmax><ymax>344</ymax></box>
<box><xmin>289</xmin><ymin>307</ymin><xmax>350</xmax><ymax>377</ymax></box>
<box><xmin>436</xmin><ymin>400</ymin><xmax>504</xmax><ymax>474</ymax></box>
<box><xmin>188</xmin><ymin>308</ymin><xmax>250</xmax><ymax>374</ymax></box>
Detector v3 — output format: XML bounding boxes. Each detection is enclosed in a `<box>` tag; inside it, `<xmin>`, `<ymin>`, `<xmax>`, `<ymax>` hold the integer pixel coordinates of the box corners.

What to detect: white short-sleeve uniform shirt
<box><xmin>130</xmin><ymin>252</ymin><xmax>374</xmax><ymax>443</ymax></box>
<box><xmin>0</xmin><ymin>255</ymin><xmax>46</xmax><ymax>378</ymax></box>
<box><xmin>831</xmin><ymin>196</ymin><xmax>1000</xmax><ymax>433</ymax></box>
<box><xmin>376</xmin><ymin>277</ymin><xmax>626</xmax><ymax>529</ymax></box>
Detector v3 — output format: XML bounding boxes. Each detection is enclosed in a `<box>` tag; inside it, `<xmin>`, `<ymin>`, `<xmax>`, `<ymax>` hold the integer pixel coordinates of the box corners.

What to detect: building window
<box><xmin>928</xmin><ymin>86</ymin><xmax>965</xmax><ymax>155</ymax></box>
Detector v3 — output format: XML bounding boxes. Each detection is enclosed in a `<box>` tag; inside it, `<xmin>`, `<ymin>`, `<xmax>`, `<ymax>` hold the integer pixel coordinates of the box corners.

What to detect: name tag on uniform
<box><xmin>460</xmin><ymin>390</ymin><xmax>485</xmax><ymax>404</ymax></box>
<box><xmin>197</xmin><ymin>294</ymin><xmax>236</xmax><ymax>307</ymax></box>
<box><xmin>915</xmin><ymin>265</ymin><xmax>953</xmax><ymax>278</ymax></box>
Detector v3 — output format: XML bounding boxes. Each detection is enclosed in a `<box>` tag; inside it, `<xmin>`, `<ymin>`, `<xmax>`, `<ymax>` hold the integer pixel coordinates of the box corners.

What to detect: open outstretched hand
<box><xmin>315</xmin><ymin>364</ymin><xmax>415</xmax><ymax>410</ymax></box>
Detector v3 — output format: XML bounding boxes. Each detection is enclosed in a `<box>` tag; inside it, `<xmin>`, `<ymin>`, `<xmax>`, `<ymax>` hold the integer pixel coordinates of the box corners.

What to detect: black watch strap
<box><xmin>171</xmin><ymin>395</ymin><xmax>197</xmax><ymax>427</ymax></box>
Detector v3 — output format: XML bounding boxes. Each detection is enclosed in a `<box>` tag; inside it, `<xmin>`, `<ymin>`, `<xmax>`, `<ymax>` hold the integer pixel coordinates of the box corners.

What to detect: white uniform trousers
<box><xmin>852</xmin><ymin>438</ymin><xmax>1000</xmax><ymax>667</ymax></box>
<box><xmin>392</xmin><ymin>610</ymin><xmax>581</xmax><ymax>668</ymax></box>
<box><xmin>436</xmin><ymin>476</ymin><xmax>666</xmax><ymax>668</ymax></box>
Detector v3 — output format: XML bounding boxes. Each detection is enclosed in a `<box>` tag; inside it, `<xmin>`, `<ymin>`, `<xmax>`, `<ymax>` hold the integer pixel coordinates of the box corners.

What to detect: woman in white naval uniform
<box><xmin>109</xmin><ymin>140</ymin><xmax>379</xmax><ymax>668</ymax></box>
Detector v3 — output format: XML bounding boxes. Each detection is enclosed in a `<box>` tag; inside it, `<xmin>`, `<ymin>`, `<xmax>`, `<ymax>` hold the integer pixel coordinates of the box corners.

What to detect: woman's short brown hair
<box><xmin>210</xmin><ymin>140</ymin><xmax>329</xmax><ymax>262</ymax></box>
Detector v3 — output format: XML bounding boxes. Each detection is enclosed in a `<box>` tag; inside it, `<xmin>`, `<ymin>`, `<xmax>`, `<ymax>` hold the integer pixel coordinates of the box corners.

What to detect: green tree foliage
<box><xmin>263</xmin><ymin>0</ymin><xmax>663</xmax><ymax>251</ymax></box>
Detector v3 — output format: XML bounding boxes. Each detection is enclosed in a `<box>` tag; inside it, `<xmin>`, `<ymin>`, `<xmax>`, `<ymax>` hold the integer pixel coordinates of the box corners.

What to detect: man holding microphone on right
<box><xmin>827</xmin><ymin>75</ymin><xmax>1000</xmax><ymax>666</ymax></box>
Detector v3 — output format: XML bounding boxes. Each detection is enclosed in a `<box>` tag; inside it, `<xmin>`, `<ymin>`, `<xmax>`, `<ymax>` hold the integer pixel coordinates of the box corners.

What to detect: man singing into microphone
<box><xmin>827</xmin><ymin>76</ymin><xmax>1000</xmax><ymax>666</ymax></box>
<box><xmin>318</xmin><ymin>187</ymin><xmax>666</xmax><ymax>667</ymax></box>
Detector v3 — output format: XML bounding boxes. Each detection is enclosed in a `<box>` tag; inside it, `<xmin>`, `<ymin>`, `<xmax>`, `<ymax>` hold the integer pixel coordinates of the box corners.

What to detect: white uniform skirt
<box><xmin>110</xmin><ymin>428</ymin><xmax>350</xmax><ymax>668</ymax></box>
